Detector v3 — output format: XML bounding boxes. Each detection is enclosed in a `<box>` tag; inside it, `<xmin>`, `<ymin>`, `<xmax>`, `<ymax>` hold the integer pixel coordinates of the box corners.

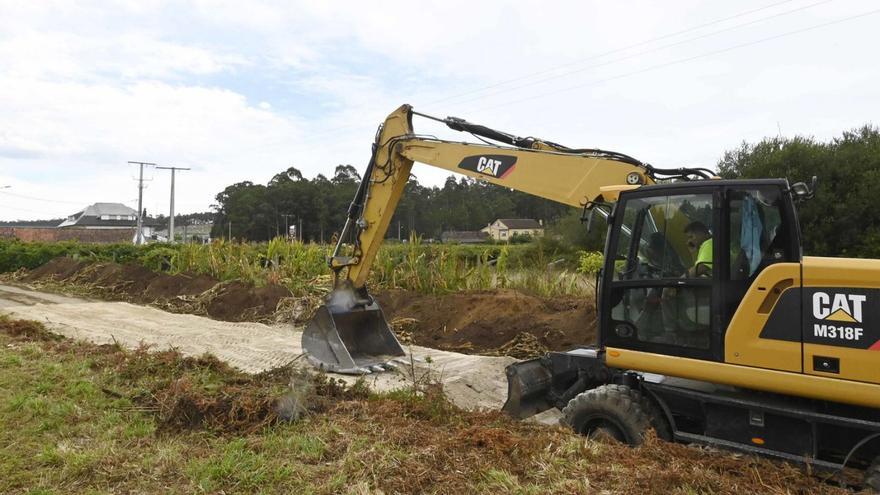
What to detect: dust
<box><xmin>325</xmin><ymin>287</ymin><xmax>359</xmax><ymax>313</ymax></box>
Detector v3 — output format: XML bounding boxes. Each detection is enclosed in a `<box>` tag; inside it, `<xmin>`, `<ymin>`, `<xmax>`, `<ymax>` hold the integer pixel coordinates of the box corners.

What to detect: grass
<box><xmin>0</xmin><ymin>315</ymin><xmax>853</xmax><ymax>494</ymax></box>
<box><xmin>2</xmin><ymin>237</ymin><xmax>599</xmax><ymax>299</ymax></box>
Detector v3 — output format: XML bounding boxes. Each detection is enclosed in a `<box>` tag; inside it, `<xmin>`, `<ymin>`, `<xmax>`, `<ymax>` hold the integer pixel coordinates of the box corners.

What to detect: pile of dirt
<box><xmin>18</xmin><ymin>257</ymin><xmax>293</xmax><ymax>323</ymax></box>
<box><xmin>205</xmin><ymin>281</ymin><xmax>294</xmax><ymax>322</ymax></box>
<box><xmin>376</xmin><ymin>288</ymin><xmax>596</xmax><ymax>358</ymax></box>
<box><xmin>17</xmin><ymin>257</ymin><xmax>596</xmax><ymax>357</ymax></box>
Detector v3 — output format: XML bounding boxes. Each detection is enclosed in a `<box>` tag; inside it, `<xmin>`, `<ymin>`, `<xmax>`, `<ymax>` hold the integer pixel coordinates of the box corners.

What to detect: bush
<box><xmin>577</xmin><ymin>251</ymin><xmax>604</xmax><ymax>274</ymax></box>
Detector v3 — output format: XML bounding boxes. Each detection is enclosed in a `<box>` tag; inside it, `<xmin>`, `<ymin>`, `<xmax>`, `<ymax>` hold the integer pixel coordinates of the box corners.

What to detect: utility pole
<box><xmin>228</xmin><ymin>221</ymin><xmax>232</xmax><ymax>241</ymax></box>
<box><xmin>299</xmin><ymin>217</ymin><xmax>303</xmax><ymax>243</ymax></box>
<box><xmin>281</xmin><ymin>213</ymin><xmax>294</xmax><ymax>240</ymax></box>
<box><xmin>128</xmin><ymin>161</ymin><xmax>155</xmax><ymax>245</ymax></box>
<box><xmin>156</xmin><ymin>166</ymin><xmax>190</xmax><ymax>243</ymax></box>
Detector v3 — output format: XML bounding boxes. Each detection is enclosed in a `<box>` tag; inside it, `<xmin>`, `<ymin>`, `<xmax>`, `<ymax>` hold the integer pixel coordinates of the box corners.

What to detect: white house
<box><xmin>481</xmin><ymin>218</ymin><xmax>544</xmax><ymax>241</ymax></box>
<box><xmin>58</xmin><ymin>203</ymin><xmax>157</xmax><ymax>239</ymax></box>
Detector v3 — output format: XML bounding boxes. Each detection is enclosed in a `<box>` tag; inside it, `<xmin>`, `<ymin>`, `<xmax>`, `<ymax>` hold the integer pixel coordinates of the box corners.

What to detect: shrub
<box><xmin>577</xmin><ymin>251</ymin><xmax>604</xmax><ymax>274</ymax></box>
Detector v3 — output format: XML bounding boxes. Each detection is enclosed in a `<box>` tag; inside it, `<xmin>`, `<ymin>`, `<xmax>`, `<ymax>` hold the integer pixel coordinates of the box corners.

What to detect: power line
<box><xmin>423</xmin><ymin>0</ymin><xmax>805</xmax><ymax>106</ymax></box>
<box><xmin>0</xmin><ymin>202</ymin><xmax>66</xmax><ymax>216</ymax></box>
<box><xmin>0</xmin><ymin>189</ymin><xmax>86</xmax><ymax>205</ymax></box>
<box><xmin>439</xmin><ymin>0</ymin><xmax>834</xmax><ymax>109</ymax></box>
<box><xmin>472</xmin><ymin>7</ymin><xmax>880</xmax><ymax>113</ymax></box>
<box><xmin>247</xmin><ymin>1</ymin><xmax>839</xmax><ymax>158</ymax></box>
<box><xmin>232</xmin><ymin>0</ymin><xmax>817</xmax><ymax>154</ymax></box>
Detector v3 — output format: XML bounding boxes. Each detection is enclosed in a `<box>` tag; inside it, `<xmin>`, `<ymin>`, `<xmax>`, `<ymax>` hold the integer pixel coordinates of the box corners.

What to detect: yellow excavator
<box><xmin>303</xmin><ymin>104</ymin><xmax>880</xmax><ymax>489</ymax></box>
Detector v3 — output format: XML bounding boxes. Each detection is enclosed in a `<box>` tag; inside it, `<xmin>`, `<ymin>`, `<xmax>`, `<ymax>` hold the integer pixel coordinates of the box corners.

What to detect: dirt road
<box><xmin>0</xmin><ymin>283</ymin><xmax>520</xmax><ymax>412</ymax></box>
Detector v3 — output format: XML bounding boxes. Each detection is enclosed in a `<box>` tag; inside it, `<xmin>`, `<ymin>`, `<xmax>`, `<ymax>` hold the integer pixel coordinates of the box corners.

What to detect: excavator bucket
<box><xmin>302</xmin><ymin>298</ymin><xmax>405</xmax><ymax>374</ymax></box>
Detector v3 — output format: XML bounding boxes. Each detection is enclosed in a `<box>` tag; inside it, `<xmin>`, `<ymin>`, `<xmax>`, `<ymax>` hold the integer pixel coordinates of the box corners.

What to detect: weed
<box><xmin>0</xmin><ymin>317</ymin><xmax>852</xmax><ymax>494</ymax></box>
<box><xmin>3</xmin><ymin>237</ymin><xmax>597</xmax><ymax>298</ymax></box>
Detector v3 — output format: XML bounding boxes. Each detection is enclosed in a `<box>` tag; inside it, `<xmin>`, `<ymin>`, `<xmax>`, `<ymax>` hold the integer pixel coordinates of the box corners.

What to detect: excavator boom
<box><xmin>303</xmin><ymin>104</ymin><xmax>674</xmax><ymax>373</ymax></box>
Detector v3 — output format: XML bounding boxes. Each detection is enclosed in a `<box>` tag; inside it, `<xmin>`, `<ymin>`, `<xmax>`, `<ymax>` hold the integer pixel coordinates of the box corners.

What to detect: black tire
<box><xmin>561</xmin><ymin>384</ymin><xmax>670</xmax><ymax>446</ymax></box>
<box><xmin>866</xmin><ymin>457</ymin><xmax>880</xmax><ymax>493</ymax></box>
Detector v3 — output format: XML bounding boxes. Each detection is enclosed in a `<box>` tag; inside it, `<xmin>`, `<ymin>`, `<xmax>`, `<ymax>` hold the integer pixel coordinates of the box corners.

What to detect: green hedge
<box><xmin>0</xmin><ymin>239</ymin><xmax>176</xmax><ymax>273</ymax></box>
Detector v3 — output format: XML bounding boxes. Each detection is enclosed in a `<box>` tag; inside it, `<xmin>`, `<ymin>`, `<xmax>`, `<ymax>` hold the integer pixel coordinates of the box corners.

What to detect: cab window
<box><xmin>728</xmin><ymin>188</ymin><xmax>791</xmax><ymax>280</ymax></box>
<box><xmin>609</xmin><ymin>193</ymin><xmax>714</xmax><ymax>352</ymax></box>
<box><xmin>613</xmin><ymin>194</ymin><xmax>713</xmax><ymax>281</ymax></box>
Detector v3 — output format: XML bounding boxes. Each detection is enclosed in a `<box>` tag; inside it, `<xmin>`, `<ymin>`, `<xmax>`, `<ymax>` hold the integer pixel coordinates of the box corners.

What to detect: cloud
<box><xmin>0</xmin><ymin>0</ymin><xmax>878</xmax><ymax>221</ymax></box>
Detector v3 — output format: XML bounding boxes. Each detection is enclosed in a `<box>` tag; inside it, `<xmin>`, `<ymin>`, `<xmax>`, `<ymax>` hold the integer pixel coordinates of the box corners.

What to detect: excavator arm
<box><xmin>303</xmin><ymin>104</ymin><xmax>708</xmax><ymax>373</ymax></box>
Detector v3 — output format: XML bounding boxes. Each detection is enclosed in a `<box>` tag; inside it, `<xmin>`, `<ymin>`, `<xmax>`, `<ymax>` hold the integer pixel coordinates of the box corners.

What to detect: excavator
<box><xmin>302</xmin><ymin>104</ymin><xmax>880</xmax><ymax>490</ymax></box>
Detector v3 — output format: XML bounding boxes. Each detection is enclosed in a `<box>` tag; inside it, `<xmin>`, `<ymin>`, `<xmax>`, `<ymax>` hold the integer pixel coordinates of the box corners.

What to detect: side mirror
<box><xmin>789</xmin><ymin>176</ymin><xmax>817</xmax><ymax>202</ymax></box>
<box><xmin>582</xmin><ymin>202</ymin><xmax>611</xmax><ymax>233</ymax></box>
<box><xmin>586</xmin><ymin>207</ymin><xmax>598</xmax><ymax>233</ymax></box>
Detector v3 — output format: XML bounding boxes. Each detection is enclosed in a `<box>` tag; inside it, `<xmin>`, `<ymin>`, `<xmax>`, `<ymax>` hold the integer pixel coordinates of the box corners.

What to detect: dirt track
<box><xmin>0</xmin><ymin>283</ymin><xmax>519</xmax><ymax>412</ymax></box>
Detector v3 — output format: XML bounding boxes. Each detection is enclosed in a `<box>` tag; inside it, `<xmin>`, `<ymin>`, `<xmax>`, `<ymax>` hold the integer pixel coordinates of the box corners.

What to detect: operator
<box><xmin>684</xmin><ymin>221</ymin><xmax>713</xmax><ymax>277</ymax></box>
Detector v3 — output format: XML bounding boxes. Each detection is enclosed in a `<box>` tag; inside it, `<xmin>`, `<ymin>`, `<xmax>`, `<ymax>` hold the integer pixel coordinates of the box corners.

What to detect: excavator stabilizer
<box><xmin>302</xmin><ymin>295</ymin><xmax>405</xmax><ymax>374</ymax></box>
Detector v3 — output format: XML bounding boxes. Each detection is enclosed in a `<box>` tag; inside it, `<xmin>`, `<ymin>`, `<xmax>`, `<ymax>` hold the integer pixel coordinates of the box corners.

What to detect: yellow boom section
<box><xmin>306</xmin><ymin>103</ymin><xmax>653</xmax><ymax>373</ymax></box>
<box><xmin>343</xmin><ymin>104</ymin><xmax>652</xmax><ymax>289</ymax></box>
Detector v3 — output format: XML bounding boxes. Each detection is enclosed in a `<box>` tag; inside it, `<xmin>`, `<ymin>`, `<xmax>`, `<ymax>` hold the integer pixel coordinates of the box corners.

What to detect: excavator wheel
<box><xmin>561</xmin><ymin>384</ymin><xmax>670</xmax><ymax>446</ymax></box>
<box><xmin>866</xmin><ymin>456</ymin><xmax>880</xmax><ymax>493</ymax></box>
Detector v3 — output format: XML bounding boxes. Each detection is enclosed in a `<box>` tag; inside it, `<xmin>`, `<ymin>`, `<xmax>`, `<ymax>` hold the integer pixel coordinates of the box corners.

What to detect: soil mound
<box><xmin>17</xmin><ymin>257</ymin><xmax>593</xmax><ymax>358</ymax></box>
<box><xmin>144</xmin><ymin>273</ymin><xmax>217</xmax><ymax>300</ymax></box>
<box><xmin>376</xmin><ymin>289</ymin><xmax>596</xmax><ymax>358</ymax></box>
<box><xmin>206</xmin><ymin>281</ymin><xmax>292</xmax><ymax>322</ymax></box>
<box><xmin>18</xmin><ymin>257</ymin><xmax>292</xmax><ymax>324</ymax></box>
<box><xmin>22</xmin><ymin>257</ymin><xmax>88</xmax><ymax>281</ymax></box>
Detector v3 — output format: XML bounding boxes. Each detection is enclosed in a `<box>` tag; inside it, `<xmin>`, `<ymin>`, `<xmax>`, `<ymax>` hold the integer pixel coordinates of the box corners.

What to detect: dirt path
<box><xmin>0</xmin><ymin>283</ymin><xmax>517</xmax><ymax>411</ymax></box>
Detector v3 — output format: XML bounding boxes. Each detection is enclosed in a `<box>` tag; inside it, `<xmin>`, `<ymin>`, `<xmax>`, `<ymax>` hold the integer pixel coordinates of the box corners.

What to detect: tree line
<box><xmin>719</xmin><ymin>125</ymin><xmax>880</xmax><ymax>258</ymax></box>
<box><xmin>209</xmin><ymin>124</ymin><xmax>879</xmax><ymax>257</ymax></box>
<box><xmin>209</xmin><ymin>165</ymin><xmax>571</xmax><ymax>242</ymax></box>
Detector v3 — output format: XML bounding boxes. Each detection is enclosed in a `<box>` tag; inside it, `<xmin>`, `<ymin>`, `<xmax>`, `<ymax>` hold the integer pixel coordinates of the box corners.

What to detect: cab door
<box><xmin>722</xmin><ymin>185</ymin><xmax>803</xmax><ymax>372</ymax></box>
<box><xmin>601</xmin><ymin>187</ymin><xmax>722</xmax><ymax>361</ymax></box>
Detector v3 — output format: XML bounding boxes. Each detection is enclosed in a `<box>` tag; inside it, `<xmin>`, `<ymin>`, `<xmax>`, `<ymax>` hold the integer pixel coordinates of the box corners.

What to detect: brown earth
<box><xmin>0</xmin><ymin>316</ymin><xmax>855</xmax><ymax>494</ymax></box>
<box><xmin>205</xmin><ymin>280</ymin><xmax>295</xmax><ymax>322</ymax></box>
<box><xmin>19</xmin><ymin>257</ymin><xmax>292</xmax><ymax>323</ymax></box>
<box><xmin>16</xmin><ymin>257</ymin><xmax>597</xmax><ymax>358</ymax></box>
<box><xmin>377</xmin><ymin>288</ymin><xmax>597</xmax><ymax>357</ymax></box>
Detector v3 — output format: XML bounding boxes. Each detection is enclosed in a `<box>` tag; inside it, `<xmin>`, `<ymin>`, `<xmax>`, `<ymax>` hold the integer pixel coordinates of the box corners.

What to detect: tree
<box><xmin>210</xmin><ymin>165</ymin><xmax>577</xmax><ymax>243</ymax></box>
<box><xmin>717</xmin><ymin>125</ymin><xmax>880</xmax><ymax>257</ymax></box>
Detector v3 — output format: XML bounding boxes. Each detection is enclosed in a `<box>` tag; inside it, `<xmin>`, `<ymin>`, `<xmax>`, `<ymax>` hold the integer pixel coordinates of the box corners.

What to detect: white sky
<box><xmin>0</xmin><ymin>0</ymin><xmax>878</xmax><ymax>220</ymax></box>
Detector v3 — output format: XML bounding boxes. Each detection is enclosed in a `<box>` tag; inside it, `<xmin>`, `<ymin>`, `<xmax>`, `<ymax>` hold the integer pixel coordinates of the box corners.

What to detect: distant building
<box><xmin>155</xmin><ymin>222</ymin><xmax>213</xmax><ymax>243</ymax></box>
<box><xmin>58</xmin><ymin>202</ymin><xmax>158</xmax><ymax>240</ymax></box>
<box><xmin>440</xmin><ymin>230</ymin><xmax>490</xmax><ymax>244</ymax></box>
<box><xmin>481</xmin><ymin>218</ymin><xmax>544</xmax><ymax>241</ymax></box>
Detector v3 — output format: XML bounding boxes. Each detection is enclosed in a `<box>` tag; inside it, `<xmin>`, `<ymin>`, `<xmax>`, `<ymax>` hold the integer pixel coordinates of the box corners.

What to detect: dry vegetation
<box><xmin>0</xmin><ymin>237</ymin><xmax>598</xmax><ymax>299</ymax></box>
<box><xmin>0</xmin><ymin>316</ymin><xmax>857</xmax><ymax>494</ymax></box>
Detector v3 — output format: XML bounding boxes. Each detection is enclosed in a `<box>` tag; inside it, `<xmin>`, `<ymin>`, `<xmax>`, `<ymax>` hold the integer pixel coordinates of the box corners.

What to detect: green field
<box><xmin>0</xmin><ymin>316</ymin><xmax>843</xmax><ymax>495</ymax></box>
<box><xmin>0</xmin><ymin>238</ymin><xmax>601</xmax><ymax>298</ymax></box>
